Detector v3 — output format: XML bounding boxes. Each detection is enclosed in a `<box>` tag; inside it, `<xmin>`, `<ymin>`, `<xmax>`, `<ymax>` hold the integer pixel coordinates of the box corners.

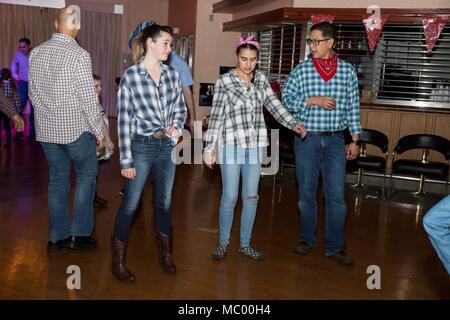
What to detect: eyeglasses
<box><xmin>306</xmin><ymin>38</ymin><xmax>330</xmax><ymax>46</ymax></box>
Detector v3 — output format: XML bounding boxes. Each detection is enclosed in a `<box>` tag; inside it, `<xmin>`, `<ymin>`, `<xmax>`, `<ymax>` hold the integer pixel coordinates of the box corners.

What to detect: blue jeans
<box><xmin>18</xmin><ymin>80</ymin><xmax>34</xmax><ymax>135</ymax></box>
<box><xmin>423</xmin><ymin>195</ymin><xmax>450</xmax><ymax>275</ymax></box>
<box><xmin>114</xmin><ymin>135</ymin><xmax>176</xmax><ymax>241</ymax></box>
<box><xmin>217</xmin><ymin>144</ymin><xmax>262</xmax><ymax>247</ymax></box>
<box><xmin>41</xmin><ymin>132</ymin><xmax>98</xmax><ymax>242</ymax></box>
<box><xmin>293</xmin><ymin>133</ymin><xmax>347</xmax><ymax>255</ymax></box>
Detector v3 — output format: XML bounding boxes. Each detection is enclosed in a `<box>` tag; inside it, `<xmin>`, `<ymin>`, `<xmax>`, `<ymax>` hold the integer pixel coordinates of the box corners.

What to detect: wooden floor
<box><xmin>0</xmin><ymin>120</ymin><xmax>449</xmax><ymax>300</ymax></box>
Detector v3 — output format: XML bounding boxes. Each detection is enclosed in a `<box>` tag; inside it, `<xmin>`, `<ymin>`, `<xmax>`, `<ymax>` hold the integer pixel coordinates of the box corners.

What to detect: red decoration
<box><xmin>422</xmin><ymin>15</ymin><xmax>448</xmax><ymax>54</ymax></box>
<box><xmin>311</xmin><ymin>14</ymin><xmax>335</xmax><ymax>25</ymax></box>
<box><xmin>363</xmin><ymin>14</ymin><xmax>389</xmax><ymax>53</ymax></box>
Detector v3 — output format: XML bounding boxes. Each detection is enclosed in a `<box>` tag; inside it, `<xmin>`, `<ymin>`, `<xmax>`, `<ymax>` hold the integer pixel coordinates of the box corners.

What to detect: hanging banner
<box><xmin>363</xmin><ymin>14</ymin><xmax>388</xmax><ymax>53</ymax></box>
<box><xmin>422</xmin><ymin>15</ymin><xmax>448</xmax><ymax>54</ymax></box>
<box><xmin>311</xmin><ymin>14</ymin><xmax>335</xmax><ymax>25</ymax></box>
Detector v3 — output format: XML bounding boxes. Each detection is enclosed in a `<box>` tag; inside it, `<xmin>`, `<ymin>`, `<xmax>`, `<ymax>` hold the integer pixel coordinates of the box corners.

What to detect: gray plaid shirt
<box><xmin>29</xmin><ymin>33</ymin><xmax>104</xmax><ymax>144</ymax></box>
<box><xmin>204</xmin><ymin>70</ymin><xmax>297</xmax><ymax>152</ymax></box>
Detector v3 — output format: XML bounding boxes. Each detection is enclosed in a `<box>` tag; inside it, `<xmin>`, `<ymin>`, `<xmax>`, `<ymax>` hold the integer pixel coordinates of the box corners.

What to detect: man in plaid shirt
<box><xmin>29</xmin><ymin>6</ymin><xmax>105</xmax><ymax>252</ymax></box>
<box><xmin>282</xmin><ymin>22</ymin><xmax>361</xmax><ymax>265</ymax></box>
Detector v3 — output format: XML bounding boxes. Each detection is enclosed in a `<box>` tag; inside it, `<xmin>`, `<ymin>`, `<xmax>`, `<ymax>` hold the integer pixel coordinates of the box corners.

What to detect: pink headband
<box><xmin>236</xmin><ymin>35</ymin><xmax>260</xmax><ymax>49</ymax></box>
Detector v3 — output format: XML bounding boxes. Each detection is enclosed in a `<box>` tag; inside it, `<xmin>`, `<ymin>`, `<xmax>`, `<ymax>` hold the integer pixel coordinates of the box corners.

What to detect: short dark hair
<box><xmin>310</xmin><ymin>22</ymin><xmax>336</xmax><ymax>41</ymax></box>
<box><xmin>19</xmin><ymin>38</ymin><xmax>31</xmax><ymax>45</ymax></box>
<box><xmin>93</xmin><ymin>74</ymin><xmax>101</xmax><ymax>81</ymax></box>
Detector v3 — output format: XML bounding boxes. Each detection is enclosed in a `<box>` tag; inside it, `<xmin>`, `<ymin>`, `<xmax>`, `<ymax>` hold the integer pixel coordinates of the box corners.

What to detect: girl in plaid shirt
<box><xmin>203</xmin><ymin>36</ymin><xmax>306</xmax><ymax>261</ymax></box>
<box><xmin>112</xmin><ymin>22</ymin><xmax>186</xmax><ymax>282</ymax></box>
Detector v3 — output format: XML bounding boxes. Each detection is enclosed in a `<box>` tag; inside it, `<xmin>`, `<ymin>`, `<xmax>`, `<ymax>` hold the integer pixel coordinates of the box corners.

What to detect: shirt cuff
<box><xmin>120</xmin><ymin>158</ymin><xmax>134</xmax><ymax>169</ymax></box>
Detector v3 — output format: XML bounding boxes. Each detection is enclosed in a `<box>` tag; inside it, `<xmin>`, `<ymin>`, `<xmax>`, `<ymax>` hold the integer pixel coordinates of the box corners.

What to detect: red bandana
<box><xmin>312</xmin><ymin>53</ymin><xmax>338</xmax><ymax>82</ymax></box>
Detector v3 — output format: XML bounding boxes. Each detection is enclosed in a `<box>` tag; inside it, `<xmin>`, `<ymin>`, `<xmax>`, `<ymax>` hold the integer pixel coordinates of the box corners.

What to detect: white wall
<box><xmin>194</xmin><ymin>0</ymin><xmax>240</xmax><ymax>120</ymax></box>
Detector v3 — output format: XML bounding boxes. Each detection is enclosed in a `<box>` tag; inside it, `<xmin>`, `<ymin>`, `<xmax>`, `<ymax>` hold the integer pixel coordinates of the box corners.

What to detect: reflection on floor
<box><xmin>0</xmin><ymin>126</ymin><xmax>449</xmax><ymax>300</ymax></box>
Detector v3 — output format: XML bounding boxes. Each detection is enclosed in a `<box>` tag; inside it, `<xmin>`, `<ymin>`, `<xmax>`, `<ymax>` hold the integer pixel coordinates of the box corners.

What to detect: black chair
<box><xmin>389</xmin><ymin>134</ymin><xmax>450</xmax><ymax>197</ymax></box>
<box><xmin>347</xmin><ymin>129</ymin><xmax>389</xmax><ymax>198</ymax></box>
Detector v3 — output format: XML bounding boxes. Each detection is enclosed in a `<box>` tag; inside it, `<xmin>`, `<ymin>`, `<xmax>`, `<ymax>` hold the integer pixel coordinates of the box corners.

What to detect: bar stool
<box><xmin>389</xmin><ymin>134</ymin><xmax>450</xmax><ymax>197</ymax></box>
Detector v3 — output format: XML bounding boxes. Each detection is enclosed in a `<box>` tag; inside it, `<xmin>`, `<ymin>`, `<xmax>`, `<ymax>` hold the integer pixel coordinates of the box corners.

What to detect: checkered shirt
<box><xmin>1</xmin><ymin>80</ymin><xmax>21</xmax><ymax>111</ymax></box>
<box><xmin>282</xmin><ymin>58</ymin><xmax>361</xmax><ymax>135</ymax></box>
<box><xmin>118</xmin><ymin>60</ymin><xmax>186</xmax><ymax>169</ymax></box>
<box><xmin>28</xmin><ymin>33</ymin><xmax>104</xmax><ymax>144</ymax></box>
<box><xmin>204</xmin><ymin>70</ymin><xmax>297</xmax><ymax>152</ymax></box>
<box><xmin>0</xmin><ymin>87</ymin><xmax>16</xmax><ymax>118</ymax></box>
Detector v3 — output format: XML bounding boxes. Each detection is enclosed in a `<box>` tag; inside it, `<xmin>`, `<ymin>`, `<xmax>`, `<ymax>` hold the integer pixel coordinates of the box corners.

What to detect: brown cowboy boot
<box><xmin>111</xmin><ymin>236</ymin><xmax>135</xmax><ymax>282</ymax></box>
<box><xmin>156</xmin><ymin>231</ymin><xmax>176</xmax><ymax>273</ymax></box>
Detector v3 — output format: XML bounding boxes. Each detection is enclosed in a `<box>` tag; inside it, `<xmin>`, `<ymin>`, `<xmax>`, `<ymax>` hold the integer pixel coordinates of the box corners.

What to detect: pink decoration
<box><xmin>236</xmin><ymin>35</ymin><xmax>260</xmax><ymax>49</ymax></box>
<box><xmin>422</xmin><ymin>15</ymin><xmax>448</xmax><ymax>54</ymax></box>
<box><xmin>363</xmin><ymin>14</ymin><xmax>389</xmax><ymax>53</ymax></box>
<box><xmin>311</xmin><ymin>14</ymin><xmax>335</xmax><ymax>25</ymax></box>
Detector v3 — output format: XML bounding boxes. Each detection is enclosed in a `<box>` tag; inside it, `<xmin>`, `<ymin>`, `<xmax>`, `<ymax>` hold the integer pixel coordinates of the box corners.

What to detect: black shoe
<box><xmin>326</xmin><ymin>250</ymin><xmax>355</xmax><ymax>265</ymax></box>
<box><xmin>293</xmin><ymin>241</ymin><xmax>313</xmax><ymax>254</ymax></box>
<box><xmin>64</xmin><ymin>236</ymin><xmax>97</xmax><ymax>250</ymax></box>
<box><xmin>95</xmin><ymin>195</ymin><xmax>108</xmax><ymax>205</ymax></box>
<box><xmin>47</xmin><ymin>237</ymin><xmax>70</xmax><ymax>252</ymax></box>
<box><xmin>94</xmin><ymin>197</ymin><xmax>107</xmax><ymax>208</ymax></box>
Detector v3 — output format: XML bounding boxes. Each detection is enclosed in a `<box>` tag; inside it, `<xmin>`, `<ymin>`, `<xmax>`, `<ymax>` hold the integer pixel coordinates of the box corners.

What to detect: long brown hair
<box><xmin>131</xmin><ymin>24</ymin><xmax>173</xmax><ymax>64</ymax></box>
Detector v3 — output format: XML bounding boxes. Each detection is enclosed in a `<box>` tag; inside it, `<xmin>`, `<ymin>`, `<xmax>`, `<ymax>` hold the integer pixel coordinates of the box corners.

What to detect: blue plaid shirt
<box><xmin>118</xmin><ymin>60</ymin><xmax>186</xmax><ymax>169</ymax></box>
<box><xmin>282</xmin><ymin>58</ymin><xmax>361</xmax><ymax>135</ymax></box>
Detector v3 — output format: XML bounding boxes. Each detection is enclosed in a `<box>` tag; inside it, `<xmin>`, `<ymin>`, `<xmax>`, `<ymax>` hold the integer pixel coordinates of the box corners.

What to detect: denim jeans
<box><xmin>423</xmin><ymin>195</ymin><xmax>450</xmax><ymax>275</ymax></box>
<box><xmin>18</xmin><ymin>80</ymin><xmax>34</xmax><ymax>135</ymax></box>
<box><xmin>41</xmin><ymin>132</ymin><xmax>98</xmax><ymax>242</ymax></box>
<box><xmin>217</xmin><ymin>144</ymin><xmax>262</xmax><ymax>247</ymax></box>
<box><xmin>114</xmin><ymin>135</ymin><xmax>176</xmax><ymax>241</ymax></box>
<box><xmin>293</xmin><ymin>133</ymin><xmax>347</xmax><ymax>255</ymax></box>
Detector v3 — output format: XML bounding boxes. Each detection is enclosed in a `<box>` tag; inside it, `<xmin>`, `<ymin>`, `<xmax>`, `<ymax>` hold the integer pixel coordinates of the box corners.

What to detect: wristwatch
<box><xmin>350</xmin><ymin>140</ymin><xmax>360</xmax><ymax>146</ymax></box>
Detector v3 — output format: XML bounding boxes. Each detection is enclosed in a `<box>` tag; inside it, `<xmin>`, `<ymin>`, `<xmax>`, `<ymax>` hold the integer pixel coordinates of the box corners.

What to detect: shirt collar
<box><xmin>51</xmin><ymin>33</ymin><xmax>78</xmax><ymax>44</ymax></box>
<box><xmin>137</xmin><ymin>59</ymin><xmax>169</xmax><ymax>77</ymax></box>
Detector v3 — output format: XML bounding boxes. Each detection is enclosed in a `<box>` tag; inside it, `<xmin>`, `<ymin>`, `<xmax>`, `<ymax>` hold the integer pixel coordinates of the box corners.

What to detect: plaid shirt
<box><xmin>29</xmin><ymin>33</ymin><xmax>104</xmax><ymax>144</ymax></box>
<box><xmin>282</xmin><ymin>58</ymin><xmax>361</xmax><ymax>135</ymax></box>
<box><xmin>2</xmin><ymin>80</ymin><xmax>21</xmax><ymax>111</ymax></box>
<box><xmin>0</xmin><ymin>87</ymin><xmax>16</xmax><ymax>118</ymax></box>
<box><xmin>204</xmin><ymin>70</ymin><xmax>297</xmax><ymax>152</ymax></box>
<box><xmin>118</xmin><ymin>60</ymin><xmax>186</xmax><ymax>169</ymax></box>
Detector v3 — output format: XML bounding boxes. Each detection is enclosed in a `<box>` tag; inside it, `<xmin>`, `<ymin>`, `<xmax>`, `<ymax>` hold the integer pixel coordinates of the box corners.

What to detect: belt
<box><xmin>152</xmin><ymin>129</ymin><xmax>166</xmax><ymax>139</ymax></box>
<box><xmin>307</xmin><ymin>130</ymin><xmax>344</xmax><ymax>136</ymax></box>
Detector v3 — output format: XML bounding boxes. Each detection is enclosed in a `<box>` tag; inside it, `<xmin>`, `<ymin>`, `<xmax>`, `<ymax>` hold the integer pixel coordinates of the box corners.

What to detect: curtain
<box><xmin>0</xmin><ymin>4</ymin><xmax>121</xmax><ymax>116</ymax></box>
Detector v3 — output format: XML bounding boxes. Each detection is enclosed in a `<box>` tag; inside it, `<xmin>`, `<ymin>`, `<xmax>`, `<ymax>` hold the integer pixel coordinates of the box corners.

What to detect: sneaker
<box><xmin>212</xmin><ymin>245</ymin><xmax>228</xmax><ymax>260</ymax></box>
<box><xmin>326</xmin><ymin>250</ymin><xmax>355</xmax><ymax>265</ymax></box>
<box><xmin>238</xmin><ymin>246</ymin><xmax>265</xmax><ymax>261</ymax></box>
<box><xmin>293</xmin><ymin>241</ymin><xmax>313</xmax><ymax>254</ymax></box>
<box><xmin>47</xmin><ymin>237</ymin><xmax>70</xmax><ymax>252</ymax></box>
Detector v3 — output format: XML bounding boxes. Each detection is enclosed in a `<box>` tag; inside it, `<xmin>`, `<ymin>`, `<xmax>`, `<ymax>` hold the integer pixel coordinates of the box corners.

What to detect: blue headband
<box><xmin>128</xmin><ymin>20</ymin><xmax>155</xmax><ymax>49</ymax></box>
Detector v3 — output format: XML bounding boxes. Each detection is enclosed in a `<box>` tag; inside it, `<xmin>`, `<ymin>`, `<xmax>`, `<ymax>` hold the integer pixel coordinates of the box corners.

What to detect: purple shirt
<box><xmin>11</xmin><ymin>51</ymin><xmax>29</xmax><ymax>82</ymax></box>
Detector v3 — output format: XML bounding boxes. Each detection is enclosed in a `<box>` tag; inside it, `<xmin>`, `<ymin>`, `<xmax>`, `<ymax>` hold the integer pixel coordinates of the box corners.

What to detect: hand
<box><xmin>96</xmin><ymin>137</ymin><xmax>106</xmax><ymax>152</ymax></box>
<box><xmin>293</xmin><ymin>124</ymin><xmax>307</xmax><ymax>138</ymax></box>
<box><xmin>203</xmin><ymin>150</ymin><xmax>216</xmax><ymax>169</ymax></box>
<box><xmin>12</xmin><ymin>74</ymin><xmax>19</xmax><ymax>82</ymax></box>
<box><xmin>346</xmin><ymin>143</ymin><xmax>359</xmax><ymax>160</ymax></box>
<box><xmin>308</xmin><ymin>96</ymin><xmax>336</xmax><ymax>110</ymax></box>
<box><xmin>121</xmin><ymin>168</ymin><xmax>136</xmax><ymax>180</ymax></box>
<box><xmin>107</xmin><ymin>140</ymin><xmax>115</xmax><ymax>154</ymax></box>
<box><xmin>166</xmin><ymin>125</ymin><xmax>180</xmax><ymax>143</ymax></box>
<box><xmin>11</xmin><ymin>114</ymin><xmax>24</xmax><ymax>132</ymax></box>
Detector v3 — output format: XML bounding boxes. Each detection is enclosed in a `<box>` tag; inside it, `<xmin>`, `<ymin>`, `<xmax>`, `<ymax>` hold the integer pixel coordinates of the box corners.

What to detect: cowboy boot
<box><xmin>111</xmin><ymin>236</ymin><xmax>135</xmax><ymax>282</ymax></box>
<box><xmin>156</xmin><ymin>231</ymin><xmax>176</xmax><ymax>273</ymax></box>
